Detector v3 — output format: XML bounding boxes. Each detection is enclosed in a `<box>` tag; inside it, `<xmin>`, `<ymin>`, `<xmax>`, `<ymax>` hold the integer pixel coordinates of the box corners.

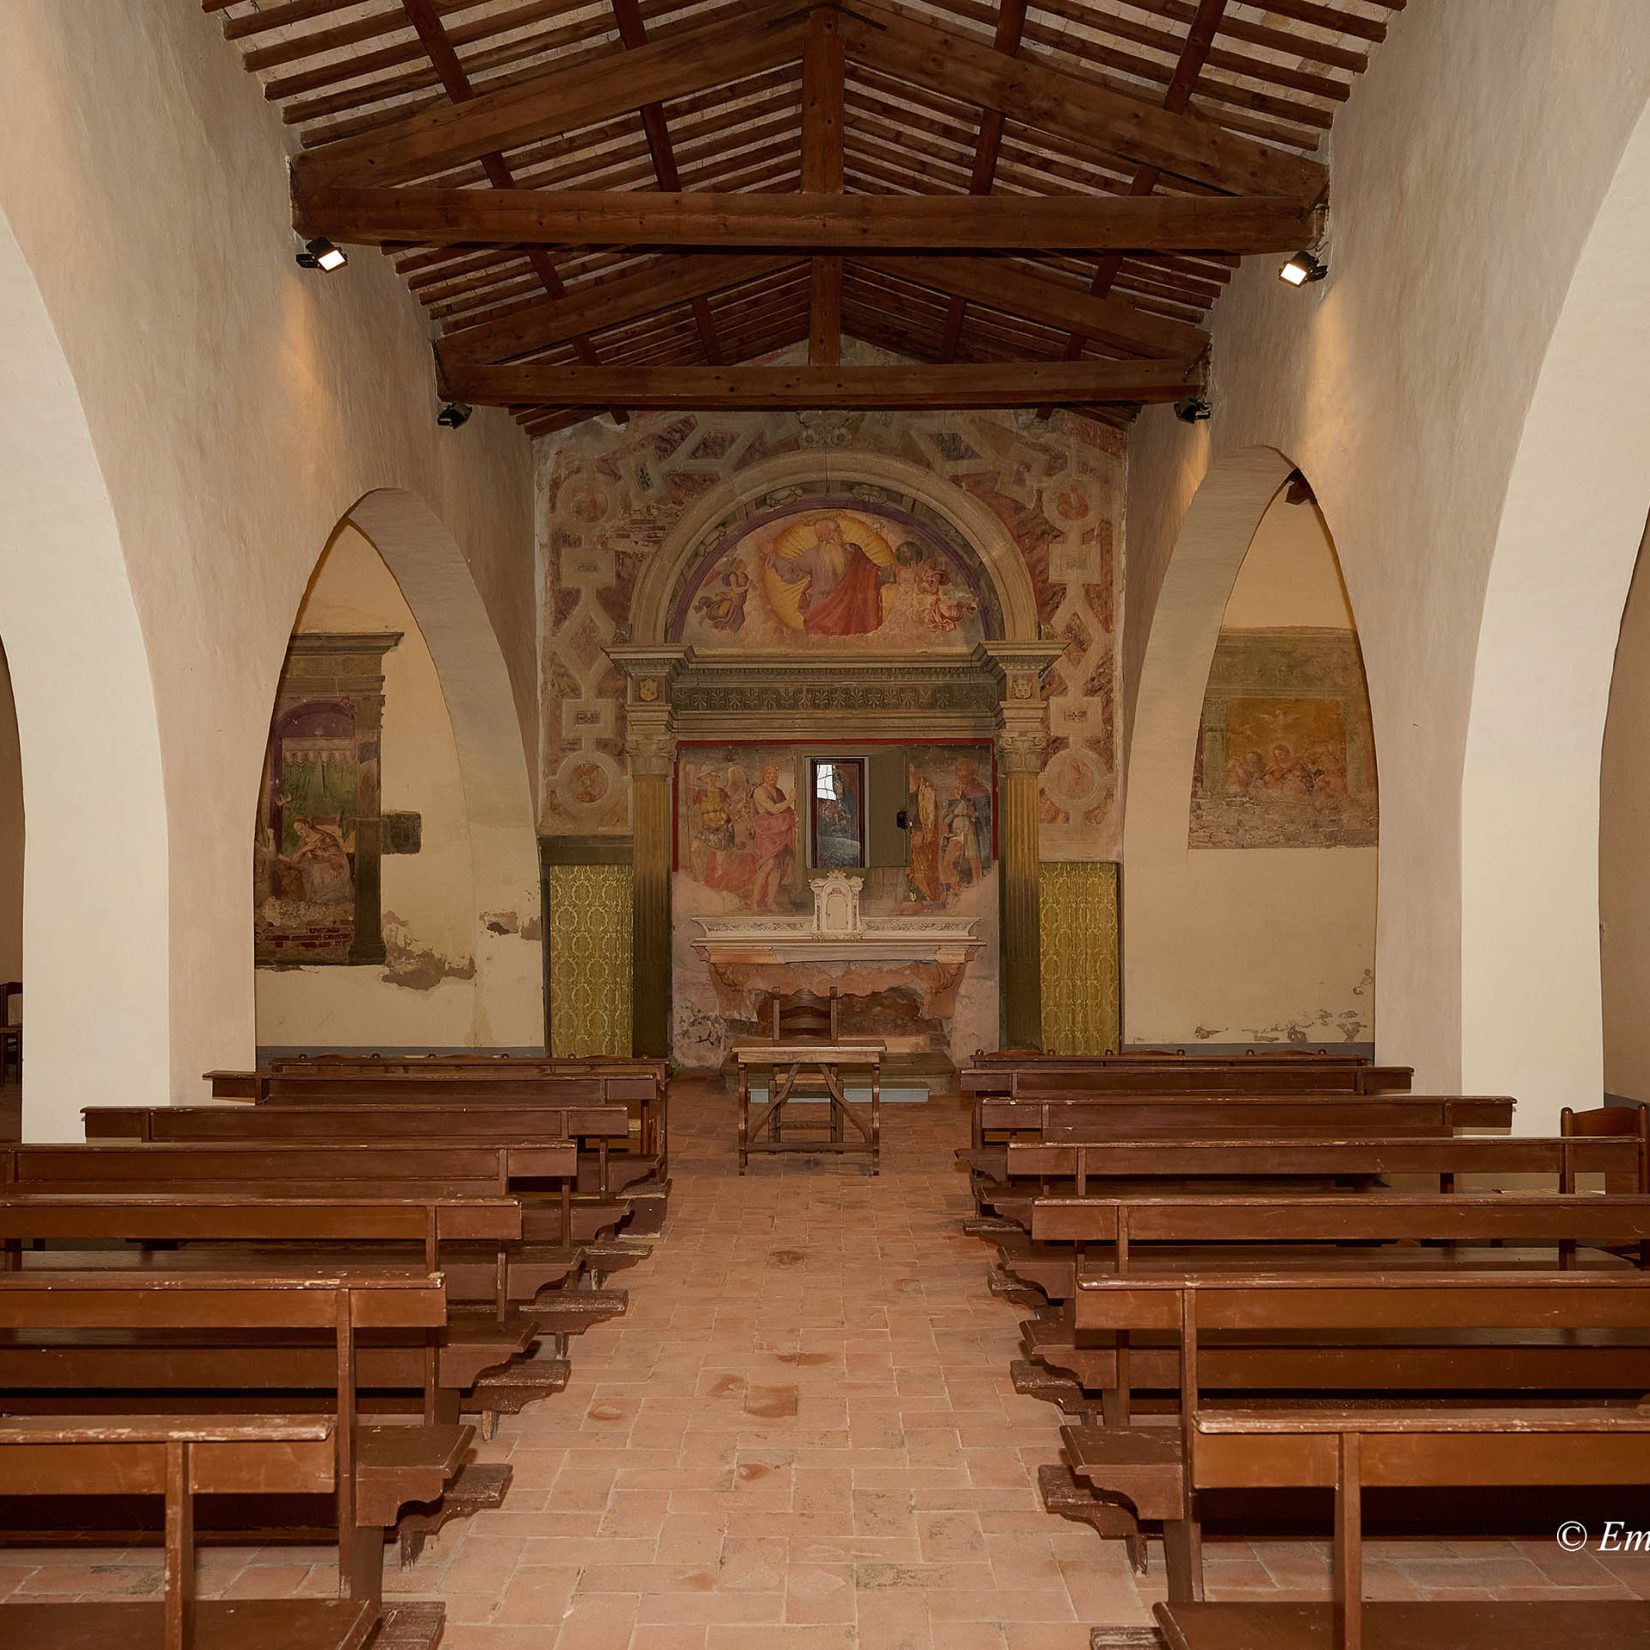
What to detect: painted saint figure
<box><xmin>762</xmin><ymin>515</ymin><xmax>891</xmax><ymax>636</ymax></box>
<box><xmin>939</xmin><ymin>757</ymin><xmax>990</xmax><ymax>895</ymax></box>
<box><xmin>748</xmin><ymin>763</ymin><xmax>796</xmax><ymax>912</ymax></box>
<box><xmin>692</xmin><ymin>558</ymin><xmax>750</xmax><ymax>633</ymax></box>
<box><xmin>289</xmin><ymin>817</ymin><xmax>352</xmax><ymax>905</ymax></box>
<box><xmin>904</xmin><ymin>763</ymin><xmax>941</xmax><ymax>905</ymax></box>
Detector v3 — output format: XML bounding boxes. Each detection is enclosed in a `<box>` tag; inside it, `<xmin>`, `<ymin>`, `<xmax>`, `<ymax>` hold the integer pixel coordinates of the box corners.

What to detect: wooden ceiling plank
<box><xmin>438</xmin><ymin>252</ymin><xmax>797</xmax><ymax>367</ymax></box>
<box><xmin>1118</xmin><ymin>0</ymin><xmax>1370</xmax><ymax>73</ymax></box>
<box><xmin>220</xmin><ymin>0</ymin><xmax>376</xmax><ymax>41</ymax></box>
<box><xmin>1244</xmin><ymin>0</ymin><xmax>1389</xmax><ymax>44</ymax></box>
<box><xmin>297</xmin><ymin>0</ymin><xmax>809</xmax><ymax>186</ymax></box>
<box><xmin>442</xmin><ymin>357</ymin><xmax>1205</xmax><ymax>408</ymax></box>
<box><xmin>859</xmin><ymin>253</ymin><xmax>1207</xmax><ymax>357</ymax></box>
<box><xmin>836</xmin><ymin>0</ymin><xmax>1326</xmax><ymax>198</ymax></box>
<box><xmin>296</xmin><ymin>181</ymin><xmax>1318</xmax><ymax>250</ymax></box>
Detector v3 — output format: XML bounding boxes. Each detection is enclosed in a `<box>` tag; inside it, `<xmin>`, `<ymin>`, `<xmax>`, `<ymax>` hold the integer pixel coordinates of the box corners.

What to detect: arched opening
<box><xmin>1461</xmin><ymin>100</ymin><xmax>1650</xmax><ymax>1131</ymax></box>
<box><xmin>1600</xmin><ymin>512</ymin><xmax>1650</xmax><ymax>1102</ymax></box>
<box><xmin>1124</xmin><ymin>450</ymin><xmax>1378</xmax><ymax>1049</ymax></box>
<box><xmin>253</xmin><ymin>494</ymin><xmax>543</xmax><ymax>1054</ymax></box>
<box><xmin>0</xmin><ymin>207</ymin><xmax>169</xmax><ymax>1140</ymax></box>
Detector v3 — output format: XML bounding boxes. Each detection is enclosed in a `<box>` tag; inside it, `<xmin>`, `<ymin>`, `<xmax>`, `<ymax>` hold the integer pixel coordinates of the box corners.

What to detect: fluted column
<box><xmin>976</xmin><ymin>643</ymin><xmax>1060</xmax><ymax>1050</ymax></box>
<box><xmin>610</xmin><ymin>646</ymin><xmax>688</xmax><ymax>1058</ymax></box>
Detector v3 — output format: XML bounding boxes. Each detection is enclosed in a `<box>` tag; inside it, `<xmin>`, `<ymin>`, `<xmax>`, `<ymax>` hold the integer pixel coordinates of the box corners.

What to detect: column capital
<box><xmin>606</xmin><ymin>643</ymin><xmax>692</xmax><ymax>708</ymax></box>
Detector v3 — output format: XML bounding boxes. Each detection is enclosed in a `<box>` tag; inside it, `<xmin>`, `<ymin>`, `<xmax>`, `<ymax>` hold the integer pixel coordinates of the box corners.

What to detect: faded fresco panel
<box><xmin>900</xmin><ymin>746</ymin><xmax>994</xmax><ymax>910</ymax></box>
<box><xmin>1190</xmin><ymin>628</ymin><xmax>1379</xmax><ymax>850</ymax></box>
<box><xmin>678</xmin><ymin>746</ymin><xmax>807</xmax><ymax>915</ymax></box>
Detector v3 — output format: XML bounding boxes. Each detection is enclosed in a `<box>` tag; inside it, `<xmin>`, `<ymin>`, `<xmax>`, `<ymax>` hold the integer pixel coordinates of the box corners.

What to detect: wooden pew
<box><xmin>1157</xmin><ymin>1407</ymin><xmax>1650</xmax><ymax>1649</ymax></box>
<box><xmin>963</xmin><ymin>1061</ymin><xmax>1415</xmax><ymax>1100</ymax></box>
<box><xmin>968</xmin><ymin>1094</ymin><xmax>1511</xmax><ymax>1161</ymax></box>
<box><xmin>1058</xmin><ymin>1271</ymin><xmax>1650</xmax><ymax>1603</ymax></box>
<box><xmin>0</xmin><ymin>1414</ymin><xmax>375</xmax><ymax>1650</ymax></box>
<box><xmin>78</xmin><ymin>1104</ymin><xmax>650</xmax><ymax>1231</ymax></box>
<box><xmin>983</xmin><ymin>1136</ymin><xmax>1643</xmax><ymax>1302</ymax></box>
<box><xmin>0</xmin><ymin>1149</ymin><xmax>630</xmax><ymax>1350</ymax></box>
<box><xmin>0</xmin><ymin>1270</ymin><xmax>463</xmax><ymax>1604</ymax></box>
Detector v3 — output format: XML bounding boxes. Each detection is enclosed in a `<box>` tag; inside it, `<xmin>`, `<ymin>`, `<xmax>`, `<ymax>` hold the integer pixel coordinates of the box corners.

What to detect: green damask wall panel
<box><xmin>1039</xmin><ymin>861</ymin><xmax>1120</xmax><ymax>1056</ymax></box>
<box><xmin>548</xmin><ymin>864</ymin><xmax>633</xmax><ymax>1057</ymax></box>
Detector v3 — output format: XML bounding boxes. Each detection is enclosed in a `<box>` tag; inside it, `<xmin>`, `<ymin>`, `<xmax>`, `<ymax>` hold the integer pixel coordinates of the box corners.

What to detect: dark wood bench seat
<box><xmin>0</xmin><ymin>1414</ymin><xmax>380</xmax><ymax>1650</ymax></box>
<box><xmin>1154</xmin><ymin>1408</ymin><xmax>1650</xmax><ymax>1649</ymax></box>
<box><xmin>1051</xmin><ymin>1273</ymin><xmax>1650</xmax><ymax>1600</ymax></box>
<box><xmin>0</xmin><ymin>1272</ymin><xmax>469</xmax><ymax>1604</ymax></box>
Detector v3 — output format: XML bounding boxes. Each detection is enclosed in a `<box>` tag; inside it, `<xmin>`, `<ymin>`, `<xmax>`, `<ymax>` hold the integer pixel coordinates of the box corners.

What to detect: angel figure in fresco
<box><xmin>915</xmin><ymin>554</ymin><xmax>978</xmax><ymax>635</ymax></box>
<box><xmin>761</xmin><ymin>513</ymin><xmax>895</xmax><ymax>637</ymax></box>
<box><xmin>904</xmin><ymin>763</ymin><xmax>942</xmax><ymax>906</ymax></box>
<box><xmin>747</xmin><ymin>763</ymin><xmax>796</xmax><ymax>912</ymax></box>
<box><xmin>692</xmin><ymin>558</ymin><xmax>751</xmax><ymax>633</ymax></box>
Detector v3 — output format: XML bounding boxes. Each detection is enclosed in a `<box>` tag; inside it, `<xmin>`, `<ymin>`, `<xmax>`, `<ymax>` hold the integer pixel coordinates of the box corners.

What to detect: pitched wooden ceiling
<box><xmin>207</xmin><ymin>0</ymin><xmax>1399</xmax><ymax>435</ymax></box>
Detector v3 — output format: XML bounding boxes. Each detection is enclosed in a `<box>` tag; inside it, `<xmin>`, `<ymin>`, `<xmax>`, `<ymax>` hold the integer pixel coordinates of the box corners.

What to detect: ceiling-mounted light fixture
<box><xmin>436</xmin><ymin>402</ymin><xmax>474</xmax><ymax>429</ymax></box>
<box><xmin>295</xmin><ymin>236</ymin><xmax>347</xmax><ymax>272</ymax></box>
<box><xmin>1279</xmin><ymin>250</ymin><xmax>1327</xmax><ymax>287</ymax></box>
<box><xmin>1173</xmin><ymin>396</ymin><xmax>1212</xmax><ymax>424</ymax></box>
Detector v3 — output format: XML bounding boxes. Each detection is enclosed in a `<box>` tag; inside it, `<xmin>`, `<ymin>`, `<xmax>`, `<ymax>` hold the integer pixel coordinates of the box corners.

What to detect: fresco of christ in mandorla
<box><xmin>676</xmin><ymin>503</ymin><xmax>987</xmax><ymax>653</ymax></box>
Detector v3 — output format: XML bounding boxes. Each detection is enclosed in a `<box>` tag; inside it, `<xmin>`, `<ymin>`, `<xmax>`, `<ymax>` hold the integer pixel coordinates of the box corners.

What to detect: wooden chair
<box><xmin>764</xmin><ymin>990</ymin><xmax>840</xmax><ymax>1143</ymax></box>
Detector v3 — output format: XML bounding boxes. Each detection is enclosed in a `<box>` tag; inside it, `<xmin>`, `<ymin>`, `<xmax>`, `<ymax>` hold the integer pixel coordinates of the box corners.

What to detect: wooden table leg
<box><xmin>737</xmin><ymin>1065</ymin><xmax>749</xmax><ymax>1174</ymax></box>
<box><xmin>871</xmin><ymin>1066</ymin><xmax>881</xmax><ymax>1175</ymax></box>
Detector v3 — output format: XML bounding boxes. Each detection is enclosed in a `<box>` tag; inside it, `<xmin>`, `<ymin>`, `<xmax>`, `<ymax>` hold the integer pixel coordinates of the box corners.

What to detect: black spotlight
<box><xmin>295</xmin><ymin>236</ymin><xmax>347</xmax><ymax>272</ymax></box>
<box><xmin>437</xmin><ymin>402</ymin><xmax>474</xmax><ymax>429</ymax></box>
<box><xmin>1173</xmin><ymin>396</ymin><xmax>1212</xmax><ymax>424</ymax></box>
<box><xmin>1279</xmin><ymin>250</ymin><xmax>1328</xmax><ymax>286</ymax></box>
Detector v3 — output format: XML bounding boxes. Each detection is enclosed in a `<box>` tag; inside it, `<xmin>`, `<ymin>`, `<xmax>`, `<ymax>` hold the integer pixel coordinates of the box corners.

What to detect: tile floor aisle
<box><xmin>416</xmin><ymin>1080</ymin><xmax>1149</xmax><ymax>1648</ymax></box>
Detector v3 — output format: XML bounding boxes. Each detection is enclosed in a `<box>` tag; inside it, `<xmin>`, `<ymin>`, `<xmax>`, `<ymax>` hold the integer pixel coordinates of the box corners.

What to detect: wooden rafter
<box><xmin>834</xmin><ymin>1</ymin><xmax>1326</xmax><ymax>200</ymax></box>
<box><xmin>395</xmin><ymin>0</ymin><xmax>626</xmax><ymax>422</ymax></box>
<box><xmin>440</xmin><ymin>358</ymin><xmax>1205</xmax><ymax>409</ymax></box>
<box><xmin>293</xmin><ymin>182</ymin><xmax>1320</xmax><ymax>252</ymax></box>
<box><xmin>608</xmin><ymin>0</ymin><xmax>723</xmax><ymax>364</ymax></box>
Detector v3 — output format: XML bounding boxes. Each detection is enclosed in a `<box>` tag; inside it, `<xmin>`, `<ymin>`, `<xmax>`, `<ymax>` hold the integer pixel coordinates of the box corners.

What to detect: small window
<box><xmin>810</xmin><ymin>757</ymin><xmax>866</xmax><ymax>869</ymax></box>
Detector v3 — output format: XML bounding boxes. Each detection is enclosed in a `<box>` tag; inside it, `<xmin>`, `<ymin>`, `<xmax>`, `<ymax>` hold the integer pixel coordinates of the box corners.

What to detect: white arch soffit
<box><xmin>1460</xmin><ymin>101</ymin><xmax>1650</xmax><ymax>1133</ymax></box>
<box><xmin>0</xmin><ymin>209</ymin><xmax>170</xmax><ymax>1138</ymax></box>
<box><xmin>346</xmin><ymin>489</ymin><xmax>543</xmax><ymax>1048</ymax></box>
<box><xmin>628</xmin><ymin>450</ymin><xmax>1042</xmax><ymax>643</ymax></box>
<box><xmin>1121</xmin><ymin>445</ymin><xmax>1296</xmax><ymax>876</ymax></box>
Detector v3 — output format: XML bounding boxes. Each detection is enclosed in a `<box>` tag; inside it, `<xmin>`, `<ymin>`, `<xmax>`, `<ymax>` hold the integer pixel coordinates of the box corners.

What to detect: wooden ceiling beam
<box><xmin>396</xmin><ymin>0</ymin><xmax>626</xmax><ymax>421</ymax></box>
<box><xmin>608</xmin><ymin>0</ymin><xmax>724</xmax><ymax>363</ymax></box>
<box><xmin>857</xmin><ymin>253</ymin><xmax>1207</xmax><ymax>358</ymax></box>
<box><xmin>438</xmin><ymin>252</ymin><xmax>798</xmax><ymax>367</ymax></box>
<box><xmin>295</xmin><ymin>0</ymin><xmax>809</xmax><ymax>186</ymax></box>
<box><xmin>939</xmin><ymin>0</ymin><xmax>1025</xmax><ymax>361</ymax></box>
<box><xmin>438</xmin><ymin>358</ymin><xmax>1204</xmax><ymax>408</ymax></box>
<box><xmin>294</xmin><ymin>181</ymin><xmax>1320</xmax><ymax>251</ymax></box>
<box><xmin>1043</xmin><ymin>0</ymin><xmax>1229</xmax><ymax>413</ymax></box>
<box><xmin>802</xmin><ymin>7</ymin><xmax>846</xmax><ymax>366</ymax></box>
<box><xmin>834</xmin><ymin>0</ymin><xmax>1326</xmax><ymax>199</ymax></box>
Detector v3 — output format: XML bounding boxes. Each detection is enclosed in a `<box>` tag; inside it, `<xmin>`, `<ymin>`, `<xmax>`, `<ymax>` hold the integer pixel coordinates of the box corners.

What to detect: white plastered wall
<box><xmin>0</xmin><ymin>1</ymin><xmax>541</xmax><ymax>1127</ymax></box>
<box><xmin>0</xmin><ymin>210</ymin><xmax>170</xmax><ymax>1138</ymax></box>
<box><xmin>1125</xmin><ymin>482</ymin><xmax>1376</xmax><ymax>1045</ymax></box>
<box><xmin>1123</xmin><ymin>2</ymin><xmax>1650</xmax><ymax>1116</ymax></box>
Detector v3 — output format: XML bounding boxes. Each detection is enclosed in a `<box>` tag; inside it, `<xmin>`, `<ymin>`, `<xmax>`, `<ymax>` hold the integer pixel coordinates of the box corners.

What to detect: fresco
<box><xmin>901</xmin><ymin>746</ymin><xmax>993</xmax><ymax>909</ymax></box>
<box><xmin>679</xmin><ymin>747</ymin><xmax>806</xmax><ymax>914</ymax></box>
<box><xmin>1190</xmin><ymin>629</ymin><xmax>1378</xmax><ymax>850</ymax></box>
<box><xmin>670</xmin><ymin>739</ymin><xmax>1000</xmax><ymax>1066</ymax></box>
<box><xmin>255</xmin><ymin>702</ymin><xmax>360</xmax><ymax>962</ymax></box>
<box><xmin>537</xmin><ymin>386</ymin><xmax>1126</xmax><ymax>858</ymax></box>
<box><xmin>675</xmin><ymin>503</ymin><xmax>986</xmax><ymax>653</ymax></box>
